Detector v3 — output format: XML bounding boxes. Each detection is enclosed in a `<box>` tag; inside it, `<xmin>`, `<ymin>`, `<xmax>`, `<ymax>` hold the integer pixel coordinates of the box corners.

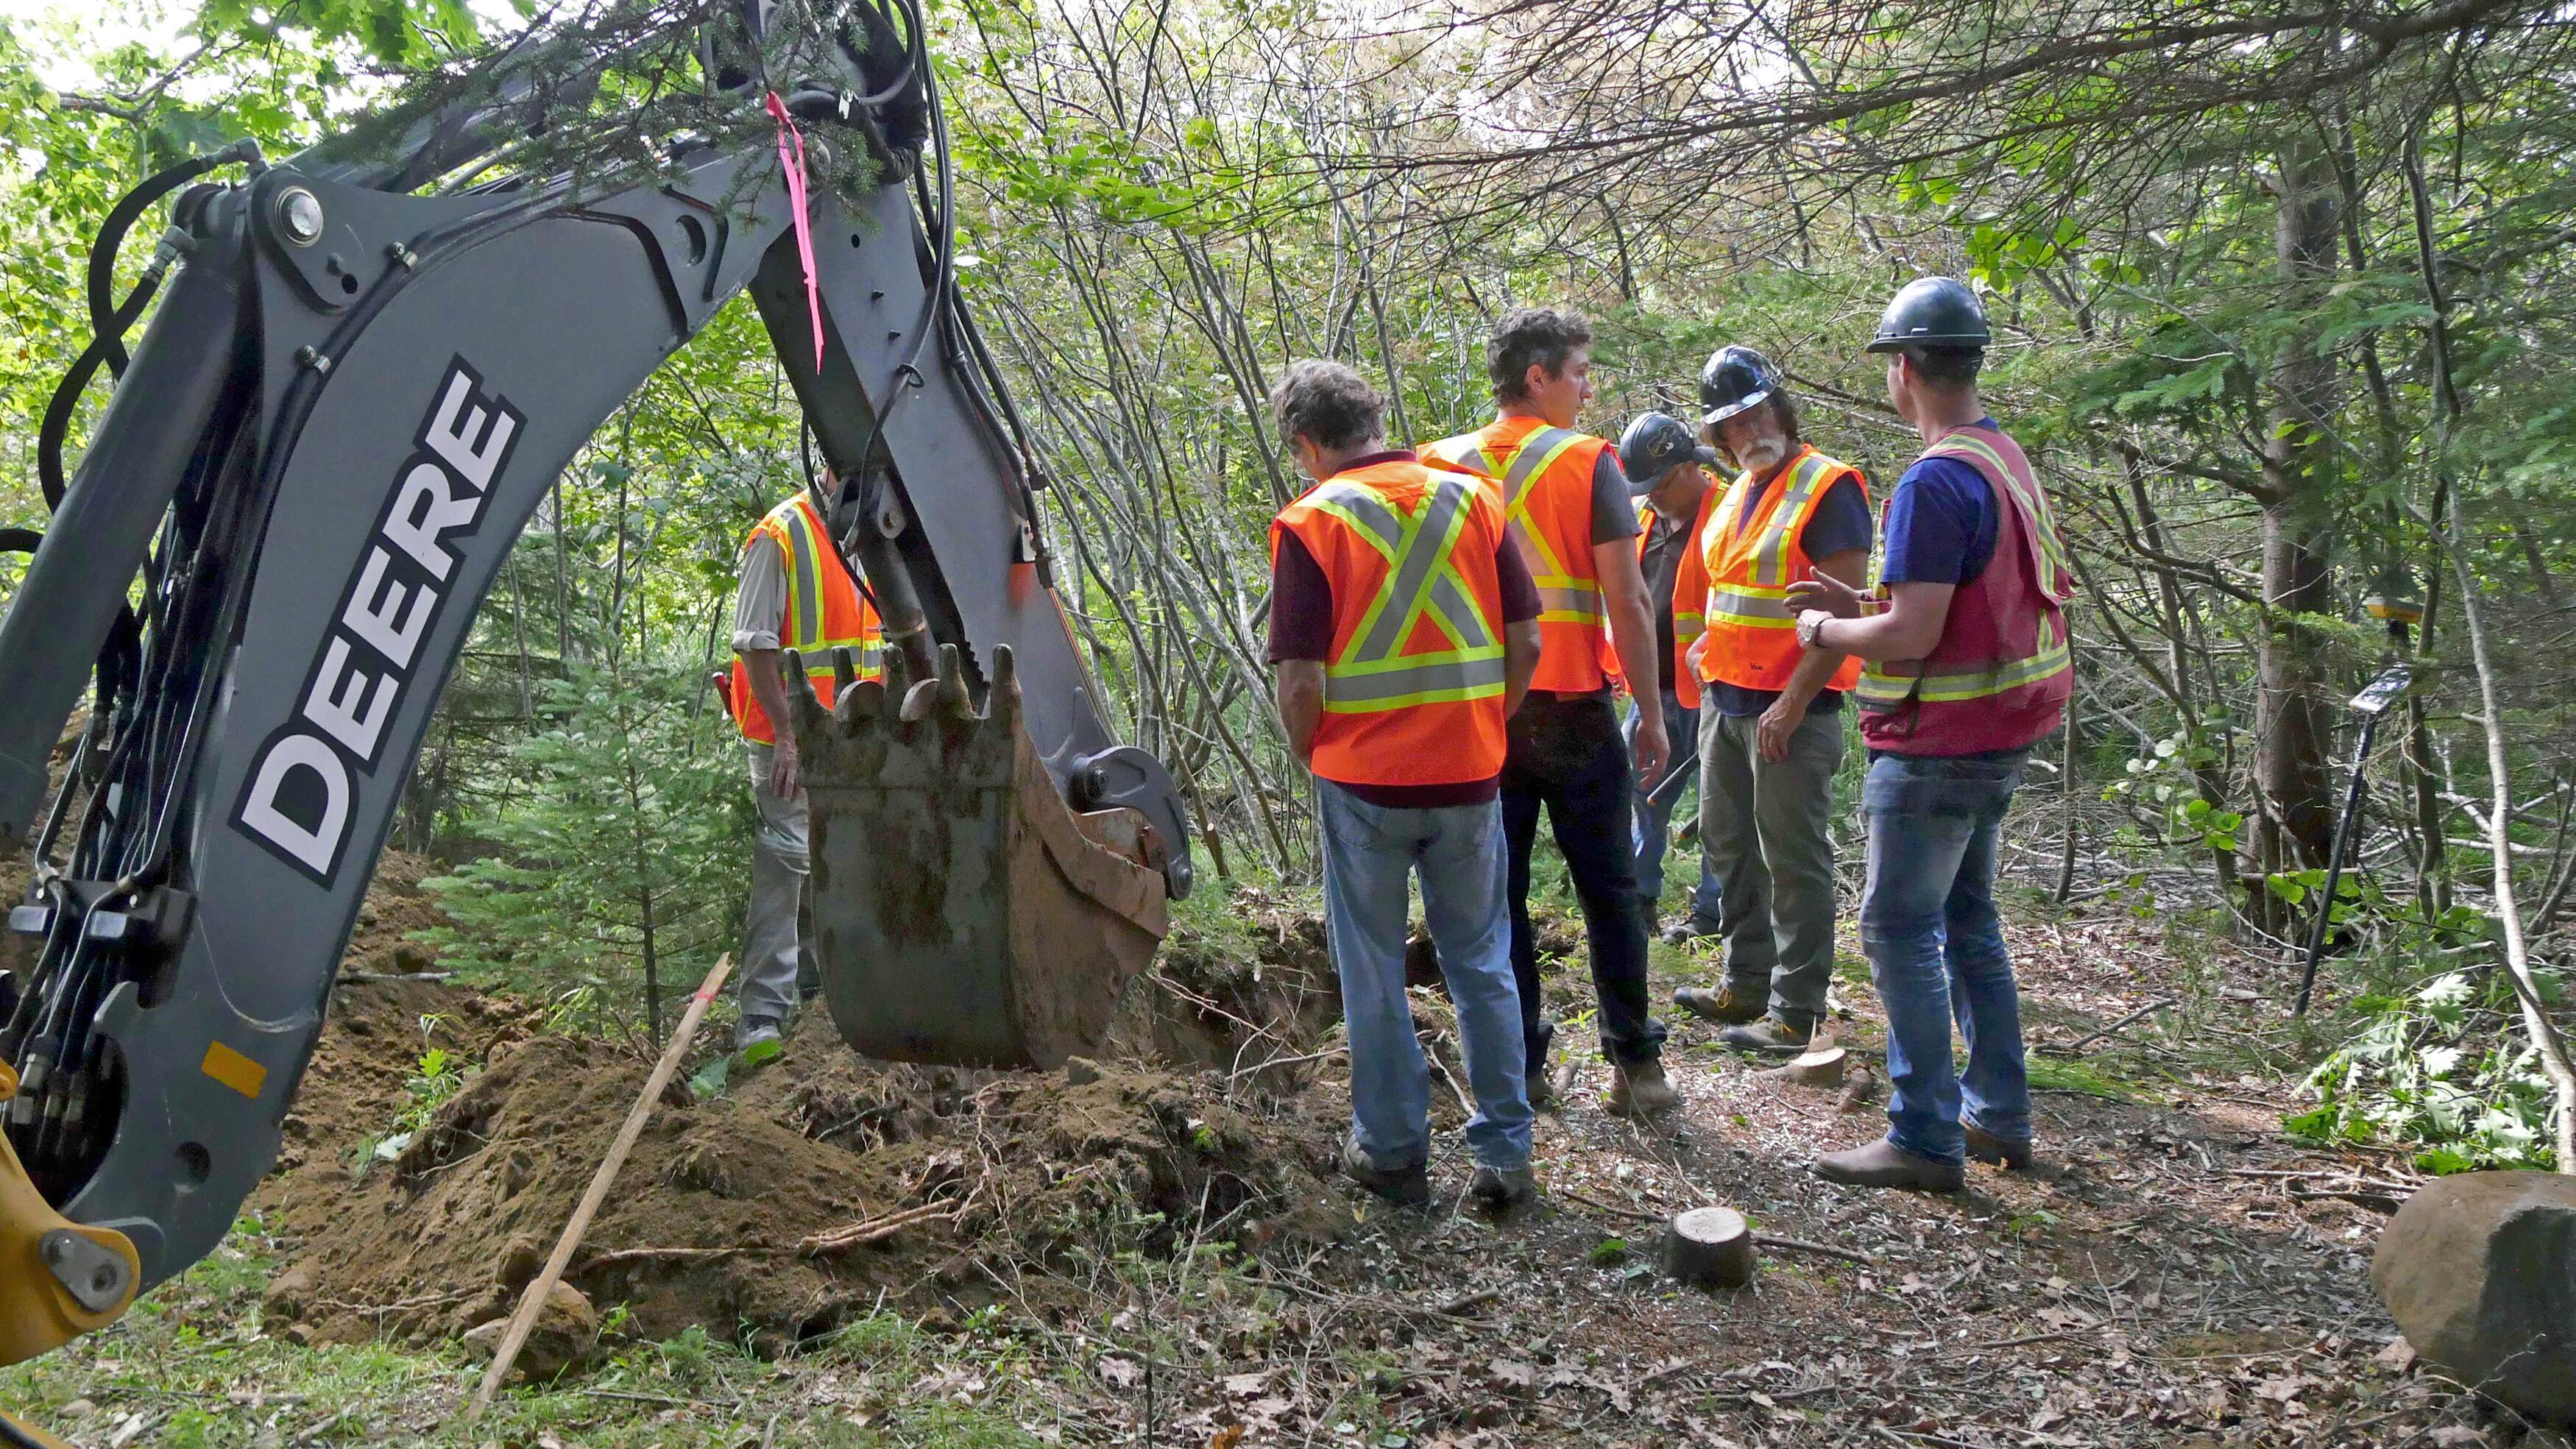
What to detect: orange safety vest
<box><xmin>1425</xmin><ymin>415</ymin><xmax>1612</xmax><ymax>694</ymax></box>
<box><xmin>1610</xmin><ymin>489</ymin><xmax>1722</xmax><ymax>710</ymax></box>
<box><xmin>1270</xmin><ymin>455</ymin><xmax>1512</xmax><ymax>787</ymax></box>
<box><xmin>729</xmin><ymin>493</ymin><xmax>883</xmax><ymax>745</ymax></box>
<box><xmin>1696</xmin><ymin>444</ymin><xmax>1869</xmax><ymax>695</ymax></box>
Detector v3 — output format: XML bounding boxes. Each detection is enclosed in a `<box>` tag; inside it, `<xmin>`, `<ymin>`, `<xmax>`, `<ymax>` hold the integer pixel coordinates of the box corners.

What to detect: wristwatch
<box><xmin>1797</xmin><ymin>613</ymin><xmax>1827</xmax><ymax>650</ymax></box>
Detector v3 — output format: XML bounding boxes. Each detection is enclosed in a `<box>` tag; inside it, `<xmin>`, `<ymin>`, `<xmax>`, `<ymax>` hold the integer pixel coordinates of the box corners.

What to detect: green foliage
<box><xmin>2290</xmin><ymin>968</ymin><xmax>2566</xmax><ymax>1172</ymax></box>
<box><xmin>2103</xmin><ymin>726</ymin><xmax>2241</xmax><ymax>857</ymax></box>
<box><xmin>419</xmin><ymin>663</ymin><xmax>746</xmax><ymax>1043</ymax></box>
<box><xmin>688</xmin><ymin>1035</ymin><xmax>782</xmax><ymax>1097</ymax></box>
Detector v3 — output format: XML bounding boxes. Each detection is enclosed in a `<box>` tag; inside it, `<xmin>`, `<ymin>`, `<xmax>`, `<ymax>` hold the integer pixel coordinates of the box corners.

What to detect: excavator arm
<box><xmin>0</xmin><ymin>0</ymin><xmax>1188</xmax><ymax>1368</ymax></box>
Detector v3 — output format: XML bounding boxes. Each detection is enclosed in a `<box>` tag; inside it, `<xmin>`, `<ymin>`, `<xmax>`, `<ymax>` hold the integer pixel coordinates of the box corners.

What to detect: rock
<box><xmin>1062</xmin><ymin>1055</ymin><xmax>1103</xmax><ymax>1087</ymax></box>
<box><xmin>461</xmin><ymin>1281</ymin><xmax>601</xmax><ymax>1383</ymax></box>
<box><xmin>2373</xmin><ymin>1170</ymin><xmax>2576</xmax><ymax>1423</ymax></box>
<box><xmin>493</xmin><ymin>1232</ymin><xmax>544</xmax><ymax>1291</ymax></box>
<box><xmin>60</xmin><ymin>1399</ymin><xmax>96</xmax><ymax>1421</ymax></box>
<box><xmin>261</xmin><ymin>1258</ymin><xmax>322</xmax><ymax>1321</ymax></box>
<box><xmin>392</xmin><ymin>943</ymin><xmax>436</xmax><ymax>975</ymax></box>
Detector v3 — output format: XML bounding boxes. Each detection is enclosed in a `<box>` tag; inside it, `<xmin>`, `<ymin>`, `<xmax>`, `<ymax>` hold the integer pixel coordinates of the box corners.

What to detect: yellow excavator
<box><xmin>0</xmin><ymin>0</ymin><xmax>1187</xmax><ymax>1399</ymax></box>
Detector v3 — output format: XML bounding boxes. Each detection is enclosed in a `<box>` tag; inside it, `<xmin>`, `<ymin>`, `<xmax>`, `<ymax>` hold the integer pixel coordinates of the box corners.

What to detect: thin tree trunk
<box><xmin>2251</xmin><ymin>137</ymin><xmax>2343</xmax><ymax>930</ymax></box>
<box><xmin>2431</xmin><ymin>498</ymin><xmax>2576</xmax><ymax>1172</ymax></box>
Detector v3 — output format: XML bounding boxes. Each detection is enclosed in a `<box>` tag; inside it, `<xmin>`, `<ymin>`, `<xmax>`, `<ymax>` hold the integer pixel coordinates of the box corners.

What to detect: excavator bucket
<box><xmin>784</xmin><ymin>642</ymin><xmax>1171</xmax><ymax>1069</ymax></box>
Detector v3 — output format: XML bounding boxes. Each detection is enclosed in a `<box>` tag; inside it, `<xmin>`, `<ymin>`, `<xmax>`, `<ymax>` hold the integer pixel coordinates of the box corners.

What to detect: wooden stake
<box><xmin>466</xmin><ymin>954</ymin><xmax>733</xmax><ymax>1420</ymax></box>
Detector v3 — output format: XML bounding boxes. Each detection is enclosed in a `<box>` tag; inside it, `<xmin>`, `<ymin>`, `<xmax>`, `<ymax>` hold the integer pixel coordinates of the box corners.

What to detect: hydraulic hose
<box><xmin>85</xmin><ymin>141</ymin><xmax>259</xmax><ymax>380</ymax></box>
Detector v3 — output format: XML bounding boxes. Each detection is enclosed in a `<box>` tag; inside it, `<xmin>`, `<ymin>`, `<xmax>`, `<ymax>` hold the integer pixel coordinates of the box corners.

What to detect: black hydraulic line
<box><xmin>0</xmin><ymin>238</ymin><xmax>245</xmax><ymax>845</ymax></box>
<box><xmin>40</xmin><ymin>262</ymin><xmax>170</xmax><ymax>511</ymax></box>
<box><xmin>85</xmin><ymin>145</ymin><xmax>256</xmax><ymax>378</ymax></box>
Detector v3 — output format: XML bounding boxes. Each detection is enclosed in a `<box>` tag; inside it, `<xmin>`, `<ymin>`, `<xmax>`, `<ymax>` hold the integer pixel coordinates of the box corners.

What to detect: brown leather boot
<box><xmin>1716</xmin><ymin>1013</ymin><xmax>1814</xmax><ymax>1055</ymax></box>
<box><xmin>1964</xmin><ymin>1124</ymin><xmax>2034</xmax><ymax>1170</ymax></box>
<box><xmin>1606</xmin><ymin>1058</ymin><xmax>1680</xmax><ymax>1118</ymax></box>
<box><xmin>1811</xmin><ymin>1138</ymin><xmax>1964</xmax><ymax>1191</ymax></box>
<box><xmin>1673</xmin><ymin>984</ymin><xmax>1764</xmax><ymax>1026</ymax></box>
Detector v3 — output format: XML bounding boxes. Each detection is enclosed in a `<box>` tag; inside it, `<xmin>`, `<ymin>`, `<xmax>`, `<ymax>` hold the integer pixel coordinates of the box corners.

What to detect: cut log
<box><xmin>1660</xmin><ymin>1206</ymin><xmax>1755</xmax><ymax>1289</ymax></box>
<box><xmin>1755</xmin><ymin>1045</ymin><xmax>1847</xmax><ymax>1089</ymax></box>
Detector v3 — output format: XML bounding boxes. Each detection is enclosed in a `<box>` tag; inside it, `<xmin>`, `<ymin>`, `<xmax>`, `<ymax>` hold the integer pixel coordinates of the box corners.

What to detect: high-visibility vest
<box><xmin>1425</xmin><ymin>415</ymin><xmax>1612</xmax><ymax>694</ymax></box>
<box><xmin>1858</xmin><ymin>423</ymin><xmax>2075</xmax><ymax>756</ymax></box>
<box><xmin>730</xmin><ymin>492</ymin><xmax>883</xmax><ymax>745</ymax></box>
<box><xmin>1607</xmin><ymin>489</ymin><xmax>1720</xmax><ymax>710</ymax></box>
<box><xmin>1697</xmin><ymin>444</ymin><xmax>1869</xmax><ymax>696</ymax></box>
<box><xmin>1270</xmin><ymin>456</ymin><xmax>1512</xmax><ymax>787</ymax></box>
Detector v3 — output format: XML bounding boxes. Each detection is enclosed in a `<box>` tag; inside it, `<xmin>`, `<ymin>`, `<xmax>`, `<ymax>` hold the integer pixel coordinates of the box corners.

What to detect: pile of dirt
<box><xmin>259</xmin><ymin>910</ymin><xmax>1354</xmax><ymax>1356</ymax></box>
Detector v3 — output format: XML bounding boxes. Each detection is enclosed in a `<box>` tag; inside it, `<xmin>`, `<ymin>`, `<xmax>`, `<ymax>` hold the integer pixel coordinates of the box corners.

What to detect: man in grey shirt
<box><xmin>723</xmin><ymin>474</ymin><xmax>878</xmax><ymax>1051</ymax></box>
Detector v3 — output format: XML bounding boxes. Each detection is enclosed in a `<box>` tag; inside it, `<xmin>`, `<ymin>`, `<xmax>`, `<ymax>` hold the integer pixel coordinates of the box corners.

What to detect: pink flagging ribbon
<box><xmin>766</xmin><ymin>91</ymin><xmax>826</xmax><ymax>372</ymax></box>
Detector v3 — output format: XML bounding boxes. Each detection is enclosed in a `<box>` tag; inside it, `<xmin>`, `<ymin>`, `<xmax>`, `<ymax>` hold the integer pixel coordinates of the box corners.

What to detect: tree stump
<box><xmin>1660</xmin><ymin>1206</ymin><xmax>1755</xmax><ymax>1289</ymax></box>
<box><xmin>1755</xmin><ymin>1044</ymin><xmax>1847</xmax><ymax>1089</ymax></box>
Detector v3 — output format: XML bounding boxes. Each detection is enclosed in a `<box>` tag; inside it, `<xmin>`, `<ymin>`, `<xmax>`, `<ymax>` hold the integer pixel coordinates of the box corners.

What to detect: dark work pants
<box><xmin>1501</xmin><ymin>693</ymin><xmax>1669</xmax><ymax>1069</ymax></box>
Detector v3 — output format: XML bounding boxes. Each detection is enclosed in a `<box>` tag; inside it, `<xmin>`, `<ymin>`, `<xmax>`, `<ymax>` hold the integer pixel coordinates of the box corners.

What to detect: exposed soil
<box><xmin>258</xmin><ymin>901</ymin><xmax>1356</xmax><ymax>1353</ymax></box>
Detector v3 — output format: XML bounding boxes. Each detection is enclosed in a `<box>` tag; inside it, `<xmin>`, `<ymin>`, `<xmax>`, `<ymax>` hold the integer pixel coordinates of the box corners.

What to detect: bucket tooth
<box><xmin>782</xmin><ymin>648</ymin><xmax>832</xmax><ymax>740</ymax></box>
<box><xmin>797</xmin><ymin>642</ymin><xmax>1170</xmax><ymax>1069</ymax></box>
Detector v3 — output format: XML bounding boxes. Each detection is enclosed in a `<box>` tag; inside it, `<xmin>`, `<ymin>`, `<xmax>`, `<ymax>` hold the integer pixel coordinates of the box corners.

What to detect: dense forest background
<box><xmin>0</xmin><ymin>0</ymin><xmax>2567</xmax><ymax>1169</ymax></box>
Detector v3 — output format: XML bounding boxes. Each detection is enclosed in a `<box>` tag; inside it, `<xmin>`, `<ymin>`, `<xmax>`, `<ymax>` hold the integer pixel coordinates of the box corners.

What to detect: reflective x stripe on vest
<box><xmin>768</xmin><ymin>497</ymin><xmax>882</xmax><ymax>681</ymax></box>
<box><xmin>1705</xmin><ymin>450</ymin><xmax>1837</xmax><ymax>630</ymax></box>
<box><xmin>1444</xmin><ymin>427</ymin><xmax>1601</xmax><ymax>626</ymax></box>
<box><xmin>1303</xmin><ymin>475</ymin><xmax>1506</xmax><ymax>712</ymax></box>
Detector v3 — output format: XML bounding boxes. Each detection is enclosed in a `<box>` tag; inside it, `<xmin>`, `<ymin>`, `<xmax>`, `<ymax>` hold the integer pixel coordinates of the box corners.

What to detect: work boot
<box><xmin>1811</xmin><ymin>1138</ymin><xmax>1964</xmax><ymax>1192</ymax></box>
<box><xmin>1605</xmin><ymin>1058</ymin><xmax>1680</xmax><ymax>1118</ymax></box>
<box><xmin>734</xmin><ymin>1018</ymin><xmax>784</xmax><ymax>1055</ymax></box>
<box><xmin>1663</xmin><ymin>918</ymin><xmax>1721</xmax><ymax>947</ymax></box>
<box><xmin>1964</xmin><ymin>1124</ymin><xmax>2034</xmax><ymax>1171</ymax></box>
<box><xmin>1673</xmin><ymin>984</ymin><xmax>1764</xmax><ymax>1026</ymax></box>
<box><xmin>1526</xmin><ymin>1070</ymin><xmax>1558</xmax><ymax>1113</ymax></box>
<box><xmin>1342</xmin><ymin>1135</ymin><xmax>1431</xmax><ymax>1207</ymax></box>
<box><xmin>1468</xmin><ymin>1163</ymin><xmax>1538</xmax><ymax>1211</ymax></box>
<box><xmin>1716</xmin><ymin>1013</ymin><xmax>1814</xmax><ymax>1055</ymax></box>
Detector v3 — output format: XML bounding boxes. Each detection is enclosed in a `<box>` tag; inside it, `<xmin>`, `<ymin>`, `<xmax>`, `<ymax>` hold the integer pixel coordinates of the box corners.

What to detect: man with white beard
<box><xmin>1671</xmin><ymin>347</ymin><xmax>1874</xmax><ymax>1055</ymax></box>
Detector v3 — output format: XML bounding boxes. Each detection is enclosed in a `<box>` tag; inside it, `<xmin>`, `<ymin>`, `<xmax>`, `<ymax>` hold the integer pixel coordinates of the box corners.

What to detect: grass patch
<box><xmin>2025</xmin><ymin>1054</ymin><xmax>2146</xmax><ymax>1101</ymax></box>
<box><xmin>0</xmin><ymin>1217</ymin><xmax>1080</xmax><ymax>1448</ymax></box>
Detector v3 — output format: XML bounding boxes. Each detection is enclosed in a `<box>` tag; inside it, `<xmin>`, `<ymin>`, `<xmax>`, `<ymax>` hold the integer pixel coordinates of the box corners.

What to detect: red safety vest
<box><xmin>1426</xmin><ymin>415</ymin><xmax>1613</xmax><ymax>694</ymax></box>
<box><xmin>1858</xmin><ymin>424</ymin><xmax>2075</xmax><ymax>756</ymax></box>
<box><xmin>1607</xmin><ymin>489</ymin><xmax>1721</xmax><ymax>710</ymax></box>
<box><xmin>1270</xmin><ymin>456</ymin><xmax>1512</xmax><ymax>787</ymax></box>
<box><xmin>1698</xmin><ymin>444</ymin><xmax>1869</xmax><ymax>697</ymax></box>
<box><xmin>729</xmin><ymin>493</ymin><xmax>883</xmax><ymax>745</ymax></box>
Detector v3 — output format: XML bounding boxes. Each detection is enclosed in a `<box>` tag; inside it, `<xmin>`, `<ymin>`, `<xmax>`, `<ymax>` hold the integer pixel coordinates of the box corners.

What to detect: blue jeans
<box><xmin>1318</xmin><ymin>781</ymin><xmax>1533</xmax><ymax>1172</ymax></box>
<box><xmin>1624</xmin><ymin>690</ymin><xmax>1723</xmax><ymax>929</ymax></box>
<box><xmin>1859</xmin><ymin>749</ymin><xmax>2033</xmax><ymax>1165</ymax></box>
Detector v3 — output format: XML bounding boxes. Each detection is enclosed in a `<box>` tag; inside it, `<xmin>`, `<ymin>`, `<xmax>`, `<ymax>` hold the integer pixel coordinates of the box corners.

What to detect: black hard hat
<box><xmin>1866</xmin><ymin>277</ymin><xmax>1990</xmax><ymax>353</ymax></box>
<box><xmin>1617</xmin><ymin>412</ymin><xmax>1719</xmax><ymax>497</ymax></box>
<box><xmin>1698</xmin><ymin>345</ymin><xmax>1781</xmax><ymax>428</ymax></box>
